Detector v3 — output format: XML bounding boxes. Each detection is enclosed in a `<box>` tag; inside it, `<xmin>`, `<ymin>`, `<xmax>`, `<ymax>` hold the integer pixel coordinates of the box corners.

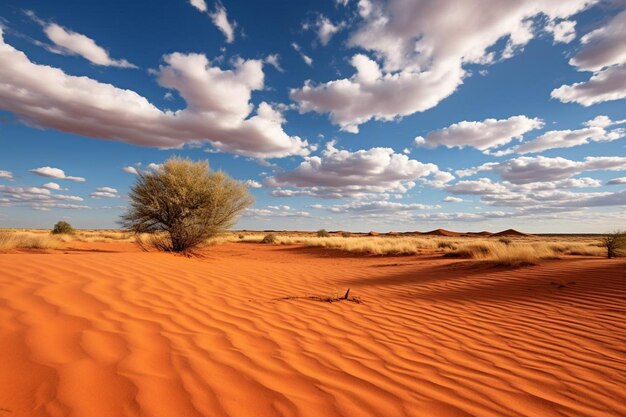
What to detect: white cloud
<box><xmin>244</xmin><ymin>205</ymin><xmax>310</xmax><ymax>218</ymax></box>
<box><xmin>29</xmin><ymin>167</ymin><xmax>85</xmax><ymax>182</ymax></box>
<box><xmin>291</xmin><ymin>0</ymin><xmax>595</xmax><ymax>132</ymax></box>
<box><xmin>551</xmin><ymin>64</ymin><xmax>626</xmax><ymax>106</ymax></box>
<box><xmin>459</xmin><ymin>155</ymin><xmax>626</xmax><ymax>184</ymax></box>
<box><xmin>243</xmin><ymin>179</ymin><xmax>262</xmax><ymax>188</ymax></box>
<box><xmin>546</xmin><ymin>19</ymin><xmax>576</xmax><ymax>43</ymax></box>
<box><xmin>316</xmin><ymin>16</ymin><xmax>344</xmax><ymax>45</ymax></box>
<box><xmin>415</xmin><ymin>115</ymin><xmax>543</xmax><ymax>152</ymax></box>
<box><xmin>90</xmin><ymin>186</ymin><xmax>119</xmax><ymax>199</ymax></box>
<box><xmin>0</xmin><ymin>170</ymin><xmax>12</xmax><ymax>180</ymax></box>
<box><xmin>0</xmin><ymin>184</ymin><xmax>86</xmax><ymax>211</ymax></box>
<box><xmin>42</xmin><ymin>182</ymin><xmax>61</xmax><ymax>190</ymax></box>
<box><xmin>443</xmin><ymin>196</ymin><xmax>464</xmax><ymax>203</ymax></box>
<box><xmin>292</xmin><ymin>43</ymin><xmax>313</xmax><ymax>66</ymax></box>
<box><xmin>314</xmin><ymin>200</ymin><xmax>439</xmax><ymax>214</ymax></box>
<box><xmin>268</xmin><ymin>141</ymin><xmax>451</xmax><ymax>199</ymax></box>
<box><xmin>43</xmin><ymin>23</ymin><xmax>136</xmax><ymax>68</ymax></box>
<box><xmin>209</xmin><ymin>3</ymin><xmax>236</xmax><ymax>43</ymax></box>
<box><xmin>552</xmin><ymin>10</ymin><xmax>626</xmax><ymax>105</ymax></box>
<box><xmin>264</xmin><ymin>54</ymin><xmax>284</xmax><ymax>72</ymax></box>
<box><xmin>0</xmin><ymin>29</ymin><xmax>309</xmax><ymax>158</ymax></box>
<box><xmin>123</xmin><ymin>166</ymin><xmax>139</xmax><ymax>175</ymax></box>
<box><xmin>446</xmin><ymin>178</ymin><xmax>509</xmax><ymax>195</ymax></box>
<box><xmin>189</xmin><ymin>0</ymin><xmax>208</xmax><ymax>12</ymax></box>
<box><xmin>513</xmin><ymin>116</ymin><xmax>625</xmax><ymax>154</ymax></box>
<box><xmin>607</xmin><ymin>176</ymin><xmax>626</xmax><ymax>185</ymax></box>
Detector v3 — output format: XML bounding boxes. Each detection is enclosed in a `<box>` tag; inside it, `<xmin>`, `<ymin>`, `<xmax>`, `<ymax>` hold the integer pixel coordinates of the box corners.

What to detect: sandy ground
<box><xmin>0</xmin><ymin>242</ymin><xmax>625</xmax><ymax>417</ymax></box>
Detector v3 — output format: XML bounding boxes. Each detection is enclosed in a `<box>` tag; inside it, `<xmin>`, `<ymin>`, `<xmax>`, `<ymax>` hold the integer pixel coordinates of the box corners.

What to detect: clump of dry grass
<box><xmin>0</xmin><ymin>232</ymin><xmax>60</xmax><ymax>251</ymax></box>
<box><xmin>446</xmin><ymin>240</ymin><xmax>559</xmax><ymax>266</ymax></box>
<box><xmin>270</xmin><ymin>236</ymin><xmax>441</xmax><ymax>255</ymax></box>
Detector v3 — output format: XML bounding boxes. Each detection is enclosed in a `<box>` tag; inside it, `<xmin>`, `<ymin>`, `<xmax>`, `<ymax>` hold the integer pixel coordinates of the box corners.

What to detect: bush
<box><xmin>341</xmin><ymin>232</ymin><xmax>352</xmax><ymax>238</ymax></box>
<box><xmin>601</xmin><ymin>231</ymin><xmax>626</xmax><ymax>259</ymax></box>
<box><xmin>52</xmin><ymin>221</ymin><xmax>74</xmax><ymax>235</ymax></box>
<box><xmin>261</xmin><ymin>233</ymin><xmax>277</xmax><ymax>244</ymax></box>
<box><xmin>317</xmin><ymin>229</ymin><xmax>330</xmax><ymax>238</ymax></box>
<box><xmin>121</xmin><ymin>157</ymin><xmax>253</xmax><ymax>253</ymax></box>
<box><xmin>498</xmin><ymin>238</ymin><xmax>512</xmax><ymax>245</ymax></box>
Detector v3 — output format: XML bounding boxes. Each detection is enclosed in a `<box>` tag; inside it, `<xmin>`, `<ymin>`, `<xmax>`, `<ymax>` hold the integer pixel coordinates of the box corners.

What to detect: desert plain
<box><xmin>0</xmin><ymin>229</ymin><xmax>624</xmax><ymax>417</ymax></box>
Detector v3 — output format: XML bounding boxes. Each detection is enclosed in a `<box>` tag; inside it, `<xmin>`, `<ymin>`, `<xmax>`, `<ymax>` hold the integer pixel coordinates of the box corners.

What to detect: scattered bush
<box><xmin>261</xmin><ymin>233</ymin><xmax>277</xmax><ymax>244</ymax></box>
<box><xmin>238</xmin><ymin>234</ymin><xmax>245</xmax><ymax>239</ymax></box>
<box><xmin>317</xmin><ymin>229</ymin><xmax>330</xmax><ymax>238</ymax></box>
<box><xmin>0</xmin><ymin>232</ymin><xmax>59</xmax><ymax>251</ymax></box>
<box><xmin>51</xmin><ymin>221</ymin><xmax>74</xmax><ymax>235</ymax></box>
<box><xmin>341</xmin><ymin>232</ymin><xmax>352</xmax><ymax>238</ymax></box>
<box><xmin>601</xmin><ymin>231</ymin><xmax>626</xmax><ymax>259</ymax></box>
<box><xmin>121</xmin><ymin>157</ymin><xmax>253</xmax><ymax>253</ymax></box>
<box><xmin>498</xmin><ymin>238</ymin><xmax>512</xmax><ymax>245</ymax></box>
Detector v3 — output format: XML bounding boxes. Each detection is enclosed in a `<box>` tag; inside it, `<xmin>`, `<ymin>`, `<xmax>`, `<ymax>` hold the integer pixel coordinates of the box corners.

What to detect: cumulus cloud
<box><xmin>546</xmin><ymin>19</ymin><xmax>577</xmax><ymax>43</ymax></box>
<box><xmin>244</xmin><ymin>205</ymin><xmax>310</xmax><ymax>218</ymax></box>
<box><xmin>458</xmin><ymin>155</ymin><xmax>626</xmax><ymax>184</ymax></box>
<box><xmin>0</xmin><ymin>29</ymin><xmax>309</xmax><ymax>158</ymax></box>
<box><xmin>315</xmin><ymin>16</ymin><xmax>345</xmax><ymax>45</ymax></box>
<box><xmin>607</xmin><ymin>176</ymin><xmax>626</xmax><ymax>185</ymax></box>
<box><xmin>292</xmin><ymin>43</ymin><xmax>313</xmax><ymax>66</ymax></box>
<box><xmin>512</xmin><ymin>116</ymin><xmax>625</xmax><ymax>154</ymax></box>
<box><xmin>495</xmin><ymin>156</ymin><xmax>626</xmax><ymax>184</ymax></box>
<box><xmin>443</xmin><ymin>196</ymin><xmax>464</xmax><ymax>203</ymax></box>
<box><xmin>0</xmin><ymin>170</ymin><xmax>12</xmax><ymax>180</ymax></box>
<box><xmin>268</xmin><ymin>141</ymin><xmax>452</xmax><ymax>199</ymax></box>
<box><xmin>243</xmin><ymin>179</ymin><xmax>262</xmax><ymax>188</ymax></box>
<box><xmin>264</xmin><ymin>54</ymin><xmax>284</xmax><ymax>72</ymax></box>
<box><xmin>209</xmin><ymin>3</ymin><xmax>236</xmax><ymax>43</ymax></box>
<box><xmin>552</xmin><ymin>9</ymin><xmax>626</xmax><ymax>105</ymax></box>
<box><xmin>29</xmin><ymin>167</ymin><xmax>85</xmax><ymax>182</ymax></box>
<box><xmin>43</xmin><ymin>23</ymin><xmax>136</xmax><ymax>68</ymax></box>
<box><xmin>189</xmin><ymin>0</ymin><xmax>208</xmax><ymax>12</ymax></box>
<box><xmin>0</xmin><ymin>184</ymin><xmax>86</xmax><ymax>211</ymax></box>
<box><xmin>90</xmin><ymin>186</ymin><xmax>119</xmax><ymax>199</ymax></box>
<box><xmin>123</xmin><ymin>166</ymin><xmax>139</xmax><ymax>175</ymax></box>
<box><xmin>415</xmin><ymin>115</ymin><xmax>543</xmax><ymax>152</ymax></box>
<box><xmin>313</xmin><ymin>200</ymin><xmax>438</xmax><ymax>214</ymax></box>
<box><xmin>42</xmin><ymin>182</ymin><xmax>62</xmax><ymax>190</ymax></box>
<box><xmin>291</xmin><ymin>0</ymin><xmax>596</xmax><ymax>132</ymax></box>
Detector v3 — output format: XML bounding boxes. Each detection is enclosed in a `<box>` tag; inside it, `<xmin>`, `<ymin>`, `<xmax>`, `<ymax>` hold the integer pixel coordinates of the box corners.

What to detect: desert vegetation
<box><xmin>51</xmin><ymin>220</ymin><xmax>75</xmax><ymax>235</ymax></box>
<box><xmin>601</xmin><ymin>231</ymin><xmax>626</xmax><ymax>259</ymax></box>
<box><xmin>121</xmin><ymin>157</ymin><xmax>253</xmax><ymax>253</ymax></box>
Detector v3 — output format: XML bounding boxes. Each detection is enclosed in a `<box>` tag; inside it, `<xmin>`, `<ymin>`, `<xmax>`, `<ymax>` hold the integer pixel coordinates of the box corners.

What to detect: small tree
<box><xmin>601</xmin><ymin>231</ymin><xmax>626</xmax><ymax>259</ymax></box>
<box><xmin>121</xmin><ymin>158</ymin><xmax>253</xmax><ymax>253</ymax></box>
<box><xmin>317</xmin><ymin>229</ymin><xmax>330</xmax><ymax>237</ymax></box>
<box><xmin>52</xmin><ymin>221</ymin><xmax>74</xmax><ymax>234</ymax></box>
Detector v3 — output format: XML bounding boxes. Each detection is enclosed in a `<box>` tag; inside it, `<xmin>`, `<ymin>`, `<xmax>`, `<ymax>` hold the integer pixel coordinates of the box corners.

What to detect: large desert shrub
<box><xmin>52</xmin><ymin>221</ymin><xmax>74</xmax><ymax>235</ymax></box>
<box><xmin>121</xmin><ymin>158</ymin><xmax>253</xmax><ymax>253</ymax></box>
<box><xmin>601</xmin><ymin>231</ymin><xmax>626</xmax><ymax>259</ymax></box>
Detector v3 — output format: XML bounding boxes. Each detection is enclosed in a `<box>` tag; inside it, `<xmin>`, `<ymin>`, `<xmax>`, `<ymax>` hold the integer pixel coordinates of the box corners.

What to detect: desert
<box><xmin>1</xmin><ymin>229</ymin><xmax>625</xmax><ymax>417</ymax></box>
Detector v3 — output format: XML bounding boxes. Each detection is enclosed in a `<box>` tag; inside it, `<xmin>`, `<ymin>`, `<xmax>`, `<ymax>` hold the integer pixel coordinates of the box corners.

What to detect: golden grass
<box><xmin>0</xmin><ymin>229</ymin><xmax>609</xmax><ymax>263</ymax></box>
<box><xmin>0</xmin><ymin>232</ymin><xmax>60</xmax><ymax>251</ymax></box>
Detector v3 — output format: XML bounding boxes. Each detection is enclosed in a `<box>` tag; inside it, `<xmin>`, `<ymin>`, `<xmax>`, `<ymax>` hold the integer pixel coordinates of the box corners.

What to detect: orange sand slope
<box><xmin>1</xmin><ymin>243</ymin><xmax>625</xmax><ymax>417</ymax></box>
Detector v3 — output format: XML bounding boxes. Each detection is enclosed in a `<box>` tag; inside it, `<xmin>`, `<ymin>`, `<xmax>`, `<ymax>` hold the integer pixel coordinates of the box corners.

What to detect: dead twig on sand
<box><xmin>274</xmin><ymin>288</ymin><xmax>362</xmax><ymax>304</ymax></box>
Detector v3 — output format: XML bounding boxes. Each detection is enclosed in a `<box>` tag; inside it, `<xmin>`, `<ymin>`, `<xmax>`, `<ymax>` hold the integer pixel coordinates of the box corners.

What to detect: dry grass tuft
<box><xmin>0</xmin><ymin>231</ymin><xmax>60</xmax><ymax>251</ymax></box>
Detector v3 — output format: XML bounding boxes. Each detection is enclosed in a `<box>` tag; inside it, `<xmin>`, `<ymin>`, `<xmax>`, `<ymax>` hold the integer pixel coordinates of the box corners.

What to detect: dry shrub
<box><xmin>262</xmin><ymin>233</ymin><xmax>277</xmax><ymax>244</ymax></box>
<box><xmin>317</xmin><ymin>229</ymin><xmax>330</xmax><ymax>237</ymax></box>
<box><xmin>0</xmin><ymin>231</ymin><xmax>59</xmax><ymax>251</ymax></box>
<box><xmin>121</xmin><ymin>158</ymin><xmax>253</xmax><ymax>253</ymax></box>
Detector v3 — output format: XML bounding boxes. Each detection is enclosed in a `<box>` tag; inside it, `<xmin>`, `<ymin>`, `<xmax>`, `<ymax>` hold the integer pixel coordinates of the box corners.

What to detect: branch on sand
<box><xmin>274</xmin><ymin>288</ymin><xmax>362</xmax><ymax>304</ymax></box>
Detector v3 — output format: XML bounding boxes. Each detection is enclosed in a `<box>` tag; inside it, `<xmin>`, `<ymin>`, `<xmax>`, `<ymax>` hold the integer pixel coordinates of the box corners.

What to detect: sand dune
<box><xmin>0</xmin><ymin>243</ymin><xmax>625</xmax><ymax>417</ymax></box>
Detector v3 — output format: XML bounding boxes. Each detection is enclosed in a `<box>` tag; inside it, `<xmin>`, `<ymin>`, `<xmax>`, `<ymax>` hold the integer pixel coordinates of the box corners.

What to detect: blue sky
<box><xmin>1</xmin><ymin>0</ymin><xmax>625</xmax><ymax>232</ymax></box>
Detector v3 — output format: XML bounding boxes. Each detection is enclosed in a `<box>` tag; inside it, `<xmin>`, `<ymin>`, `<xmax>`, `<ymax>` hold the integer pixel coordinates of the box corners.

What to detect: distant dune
<box><xmin>1</xmin><ymin>241</ymin><xmax>624</xmax><ymax>416</ymax></box>
<box><xmin>492</xmin><ymin>229</ymin><xmax>530</xmax><ymax>237</ymax></box>
<box><xmin>422</xmin><ymin>228</ymin><xmax>463</xmax><ymax>237</ymax></box>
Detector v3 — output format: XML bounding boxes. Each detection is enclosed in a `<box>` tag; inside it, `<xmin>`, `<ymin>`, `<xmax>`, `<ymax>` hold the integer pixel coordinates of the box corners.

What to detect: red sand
<box><xmin>0</xmin><ymin>242</ymin><xmax>625</xmax><ymax>416</ymax></box>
